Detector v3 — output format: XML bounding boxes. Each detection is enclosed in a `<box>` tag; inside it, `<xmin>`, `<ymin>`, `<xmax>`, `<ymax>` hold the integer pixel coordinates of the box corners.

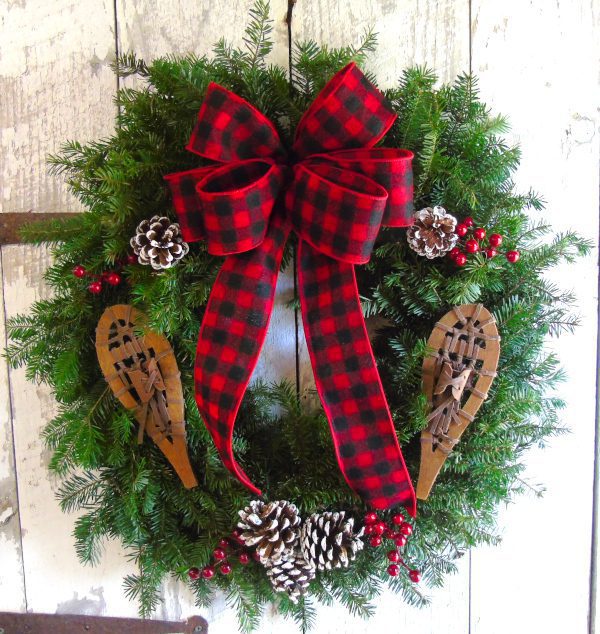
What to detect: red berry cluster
<box><xmin>450</xmin><ymin>217</ymin><xmax>520</xmax><ymax>267</ymax></box>
<box><xmin>72</xmin><ymin>254</ymin><xmax>137</xmax><ymax>294</ymax></box>
<box><xmin>187</xmin><ymin>530</ymin><xmax>252</xmax><ymax>581</ymax></box>
<box><xmin>363</xmin><ymin>512</ymin><xmax>421</xmax><ymax>582</ymax></box>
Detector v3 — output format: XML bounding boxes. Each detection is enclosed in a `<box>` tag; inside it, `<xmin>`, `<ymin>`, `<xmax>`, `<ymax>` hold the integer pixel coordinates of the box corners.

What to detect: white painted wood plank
<box><xmin>0</xmin><ymin>250</ymin><xmax>26</xmax><ymax>612</ymax></box>
<box><xmin>0</xmin><ymin>0</ymin><xmax>118</xmax><ymax>214</ymax></box>
<box><xmin>1</xmin><ymin>0</ymin><xmax>139</xmax><ymax>618</ymax></box>
<box><xmin>291</xmin><ymin>2</ymin><xmax>472</xmax><ymax>632</ymax></box>
<box><xmin>470</xmin><ymin>2</ymin><xmax>600</xmax><ymax>633</ymax></box>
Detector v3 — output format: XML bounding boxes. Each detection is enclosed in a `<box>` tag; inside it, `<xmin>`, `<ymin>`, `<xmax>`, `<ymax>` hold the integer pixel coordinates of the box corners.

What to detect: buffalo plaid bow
<box><xmin>165</xmin><ymin>63</ymin><xmax>416</xmax><ymax>515</ymax></box>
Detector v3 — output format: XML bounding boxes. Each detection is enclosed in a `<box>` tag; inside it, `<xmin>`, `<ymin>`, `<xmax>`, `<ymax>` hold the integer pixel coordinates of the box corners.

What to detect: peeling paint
<box><xmin>0</xmin><ymin>503</ymin><xmax>15</xmax><ymax>526</ymax></box>
<box><xmin>56</xmin><ymin>587</ymin><xmax>106</xmax><ymax>616</ymax></box>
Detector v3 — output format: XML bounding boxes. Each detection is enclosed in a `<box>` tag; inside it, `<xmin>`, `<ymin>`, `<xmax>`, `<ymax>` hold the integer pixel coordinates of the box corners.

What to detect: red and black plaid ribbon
<box><xmin>164</xmin><ymin>63</ymin><xmax>416</xmax><ymax>515</ymax></box>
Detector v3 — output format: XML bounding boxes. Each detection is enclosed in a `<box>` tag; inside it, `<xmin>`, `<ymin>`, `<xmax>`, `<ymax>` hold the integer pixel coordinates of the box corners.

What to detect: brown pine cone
<box><xmin>406</xmin><ymin>206</ymin><xmax>458</xmax><ymax>258</ymax></box>
<box><xmin>300</xmin><ymin>511</ymin><xmax>364</xmax><ymax>571</ymax></box>
<box><xmin>265</xmin><ymin>550</ymin><xmax>315</xmax><ymax>603</ymax></box>
<box><xmin>237</xmin><ymin>500</ymin><xmax>301</xmax><ymax>564</ymax></box>
<box><xmin>130</xmin><ymin>216</ymin><xmax>189</xmax><ymax>270</ymax></box>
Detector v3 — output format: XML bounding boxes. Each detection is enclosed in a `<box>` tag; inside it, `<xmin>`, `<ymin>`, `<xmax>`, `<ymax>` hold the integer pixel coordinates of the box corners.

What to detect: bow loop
<box><xmin>287</xmin><ymin>162</ymin><xmax>387</xmax><ymax>264</ymax></box>
<box><xmin>187</xmin><ymin>83</ymin><xmax>285</xmax><ymax>162</ymax></box>
<box><xmin>293</xmin><ymin>63</ymin><xmax>397</xmax><ymax>158</ymax></box>
<box><xmin>163</xmin><ymin>166</ymin><xmax>215</xmax><ymax>242</ymax></box>
<box><xmin>317</xmin><ymin>148</ymin><xmax>414</xmax><ymax>226</ymax></box>
<box><xmin>196</xmin><ymin>159</ymin><xmax>284</xmax><ymax>256</ymax></box>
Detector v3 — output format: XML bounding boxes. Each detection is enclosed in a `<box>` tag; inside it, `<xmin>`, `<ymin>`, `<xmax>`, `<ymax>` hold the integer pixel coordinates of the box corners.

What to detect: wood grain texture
<box><xmin>290</xmin><ymin>0</ymin><xmax>469</xmax><ymax>86</ymax></box>
<box><xmin>0</xmin><ymin>0</ymin><xmax>138</xmax><ymax>618</ymax></box>
<box><xmin>0</xmin><ymin>0</ymin><xmax>117</xmax><ymax>214</ymax></box>
<box><xmin>469</xmin><ymin>2</ymin><xmax>600</xmax><ymax>633</ymax></box>
<box><xmin>0</xmin><ymin>250</ymin><xmax>26</xmax><ymax>612</ymax></box>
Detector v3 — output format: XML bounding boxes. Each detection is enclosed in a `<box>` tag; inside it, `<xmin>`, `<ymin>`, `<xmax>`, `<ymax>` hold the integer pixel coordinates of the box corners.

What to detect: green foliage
<box><xmin>5</xmin><ymin>2</ymin><xmax>591</xmax><ymax>631</ymax></box>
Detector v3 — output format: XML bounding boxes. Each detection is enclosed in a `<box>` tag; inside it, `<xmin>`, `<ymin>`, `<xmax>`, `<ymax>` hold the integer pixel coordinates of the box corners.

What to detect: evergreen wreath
<box><xmin>5</xmin><ymin>2</ymin><xmax>591</xmax><ymax>631</ymax></box>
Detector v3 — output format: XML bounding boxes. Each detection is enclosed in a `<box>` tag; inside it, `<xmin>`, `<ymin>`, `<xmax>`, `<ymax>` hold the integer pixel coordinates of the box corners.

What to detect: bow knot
<box><xmin>165</xmin><ymin>63</ymin><xmax>417</xmax><ymax>515</ymax></box>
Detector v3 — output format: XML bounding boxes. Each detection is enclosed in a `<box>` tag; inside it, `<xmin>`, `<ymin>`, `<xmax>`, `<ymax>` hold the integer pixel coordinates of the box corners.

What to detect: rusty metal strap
<box><xmin>0</xmin><ymin>612</ymin><xmax>208</xmax><ymax>634</ymax></box>
<box><xmin>0</xmin><ymin>213</ymin><xmax>81</xmax><ymax>245</ymax></box>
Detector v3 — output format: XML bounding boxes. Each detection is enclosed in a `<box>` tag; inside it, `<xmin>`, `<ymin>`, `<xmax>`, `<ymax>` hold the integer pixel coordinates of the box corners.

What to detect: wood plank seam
<box><xmin>587</xmin><ymin>173</ymin><xmax>600</xmax><ymax>634</ymax></box>
<box><xmin>0</xmin><ymin>247</ymin><xmax>28</xmax><ymax>612</ymax></box>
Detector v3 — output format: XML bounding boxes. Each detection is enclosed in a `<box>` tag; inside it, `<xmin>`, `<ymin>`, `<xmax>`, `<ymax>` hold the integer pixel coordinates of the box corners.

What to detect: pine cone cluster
<box><xmin>237</xmin><ymin>500</ymin><xmax>365</xmax><ymax>601</ymax></box>
<box><xmin>406</xmin><ymin>206</ymin><xmax>458</xmax><ymax>258</ymax></box>
<box><xmin>300</xmin><ymin>511</ymin><xmax>364</xmax><ymax>571</ymax></box>
<box><xmin>130</xmin><ymin>216</ymin><xmax>189</xmax><ymax>270</ymax></box>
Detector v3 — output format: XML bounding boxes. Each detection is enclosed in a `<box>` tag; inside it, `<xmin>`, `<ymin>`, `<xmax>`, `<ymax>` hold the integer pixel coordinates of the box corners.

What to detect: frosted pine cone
<box><xmin>130</xmin><ymin>216</ymin><xmax>189</xmax><ymax>270</ymax></box>
<box><xmin>300</xmin><ymin>511</ymin><xmax>364</xmax><ymax>571</ymax></box>
<box><xmin>237</xmin><ymin>500</ymin><xmax>302</xmax><ymax>564</ymax></box>
<box><xmin>406</xmin><ymin>206</ymin><xmax>458</xmax><ymax>258</ymax></box>
<box><xmin>265</xmin><ymin>550</ymin><xmax>315</xmax><ymax>603</ymax></box>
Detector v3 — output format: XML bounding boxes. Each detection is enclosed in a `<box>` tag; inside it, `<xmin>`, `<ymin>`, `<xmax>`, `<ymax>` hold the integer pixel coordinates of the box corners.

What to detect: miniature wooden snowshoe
<box><xmin>417</xmin><ymin>303</ymin><xmax>500</xmax><ymax>500</ymax></box>
<box><xmin>95</xmin><ymin>304</ymin><xmax>197</xmax><ymax>488</ymax></box>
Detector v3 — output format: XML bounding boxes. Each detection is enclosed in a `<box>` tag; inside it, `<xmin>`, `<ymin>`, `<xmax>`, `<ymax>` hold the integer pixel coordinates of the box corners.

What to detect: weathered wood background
<box><xmin>1</xmin><ymin>1</ymin><xmax>598</xmax><ymax>632</ymax></box>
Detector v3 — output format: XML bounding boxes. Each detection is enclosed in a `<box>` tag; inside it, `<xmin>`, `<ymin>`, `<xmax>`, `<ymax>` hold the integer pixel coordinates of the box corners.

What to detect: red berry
<box><xmin>383</xmin><ymin>528</ymin><xmax>395</xmax><ymax>539</ymax></box>
<box><xmin>455</xmin><ymin>223</ymin><xmax>468</xmax><ymax>237</ymax></box>
<box><xmin>213</xmin><ymin>548</ymin><xmax>226</xmax><ymax>561</ymax></box>
<box><xmin>464</xmin><ymin>216</ymin><xmax>474</xmax><ymax>227</ymax></box>
<box><xmin>454</xmin><ymin>253</ymin><xmax>467</xmax><ymax>267</ymax></box>
<box><xmin>201</xmin><ymin>565</ymin><xmax>215</xmax><ymax>580</ymax></box>
<box><xmin>399</xmin><ymin>522</ymin><xmax>413</xmax><ymax>537</ymax></box>
<box><xmin>484</xmin><ymin>248</ymin><xmax>497</xmax><ymax>259</ymax></box>
<box><xmin>387</xmin><ymin>564</ymin><xmax>400</xmax><ymax>577</ymax></box>
<box><xmin>394</xmin><ymin>535</ymin><xmax>408</xmax><ymax>548</ymax></box>
<box><xmin>465</xmin><ymin>239</ymin><xmax>479</xmax><ymax>254</ymax></box>
<box><xmin>392</xmin><ymin>513</ymin><xmax>405</xmax><ymax>526</ymax></box>
<box><xmin>188</xmin><ymin>567</ymin><xmax>201</xmax><ymax>580</ymax></box>
<box><xmin>106</xmin><ymin>272</ymin><xmax>122</xmax><ymax>286</ymax></box>
<box><xmin>364</xmin><ymin>524</ymin><xmax>374</xmax><ymax>535</ymax></box>
<box><xmin>127</xmin><ymin>254</ymin><xmax>138</xmax><ymax>265</ymax></box>
<box><xmin>409</xmin><ymin>569</ymin><xmax>422</xmax><ymax>583</ymax></box>
<box><xmin>88</xmin><ymin>281</ymin><xmax>102</xmax><ymax>294</ymax></box>
<box><xmin>230</xmin><ymin>529</ymin><xmax>244</xmax><ymax>544</ymax></box>
<box><xmin>364</xmin><ymin>512</ymin><xmax>378</xmax><ymax>525</ymax></box>
<box><xmin>448</xmin><ymin>247</ymin><xmax>461</xmax><ymax>260</ymax></box>
<box><xmin>238</xmin><ymin>552</ymin><xmax>250</xmax><ymax>565</ymax></box>
<box><xmin>73</xmin><ymin>265</ymin><xmax>86</xmax><ymax>278</ymax></box>
<box><xmin>218</xmin><ymin>538</ymin><xmax>230</xmax><ymax>549</ymax></box>
<box><xmin>369</xmin><ymin>535</ymin><xmax>383</xmax><ymax>547</ymax></box>
<box><xmin>474</xmin><ymin>227</ymin><xmax>486</xmax><ymax>240</ymax></box>
<box><xmin>387</xmin><ymin>550</ymin><xmax>400</xmax><ymax>563</ymax></box>
<box><xmin>373</xmin><ymin>521</ymin><xmax>386</xmax><ymax>535</ymax></box>
<box><xmin>220</xmin><ymin>562</ymin><xmax>232</xmax><ymax>575</ymax></box>
<box><xmin>506</xmin><ymin>250</ymin><xmax>520</xmax><ymax>263</ymax></box>
<box><xmin>489</xmin><ymin>233</ymin><xmax>503</xmax><ymax>247</ymax></box>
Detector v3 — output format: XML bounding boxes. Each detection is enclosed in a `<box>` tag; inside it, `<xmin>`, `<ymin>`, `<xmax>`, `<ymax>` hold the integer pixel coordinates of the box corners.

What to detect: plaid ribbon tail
<box><xmin>194</xmin><ymin>211</ymin><xmax>291</xmax><ymax>493</ymax></box>
<box><xmin>298</xmin><ymin>239</ymin><xmax>416</xmax><ymax>516</ymax></box>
